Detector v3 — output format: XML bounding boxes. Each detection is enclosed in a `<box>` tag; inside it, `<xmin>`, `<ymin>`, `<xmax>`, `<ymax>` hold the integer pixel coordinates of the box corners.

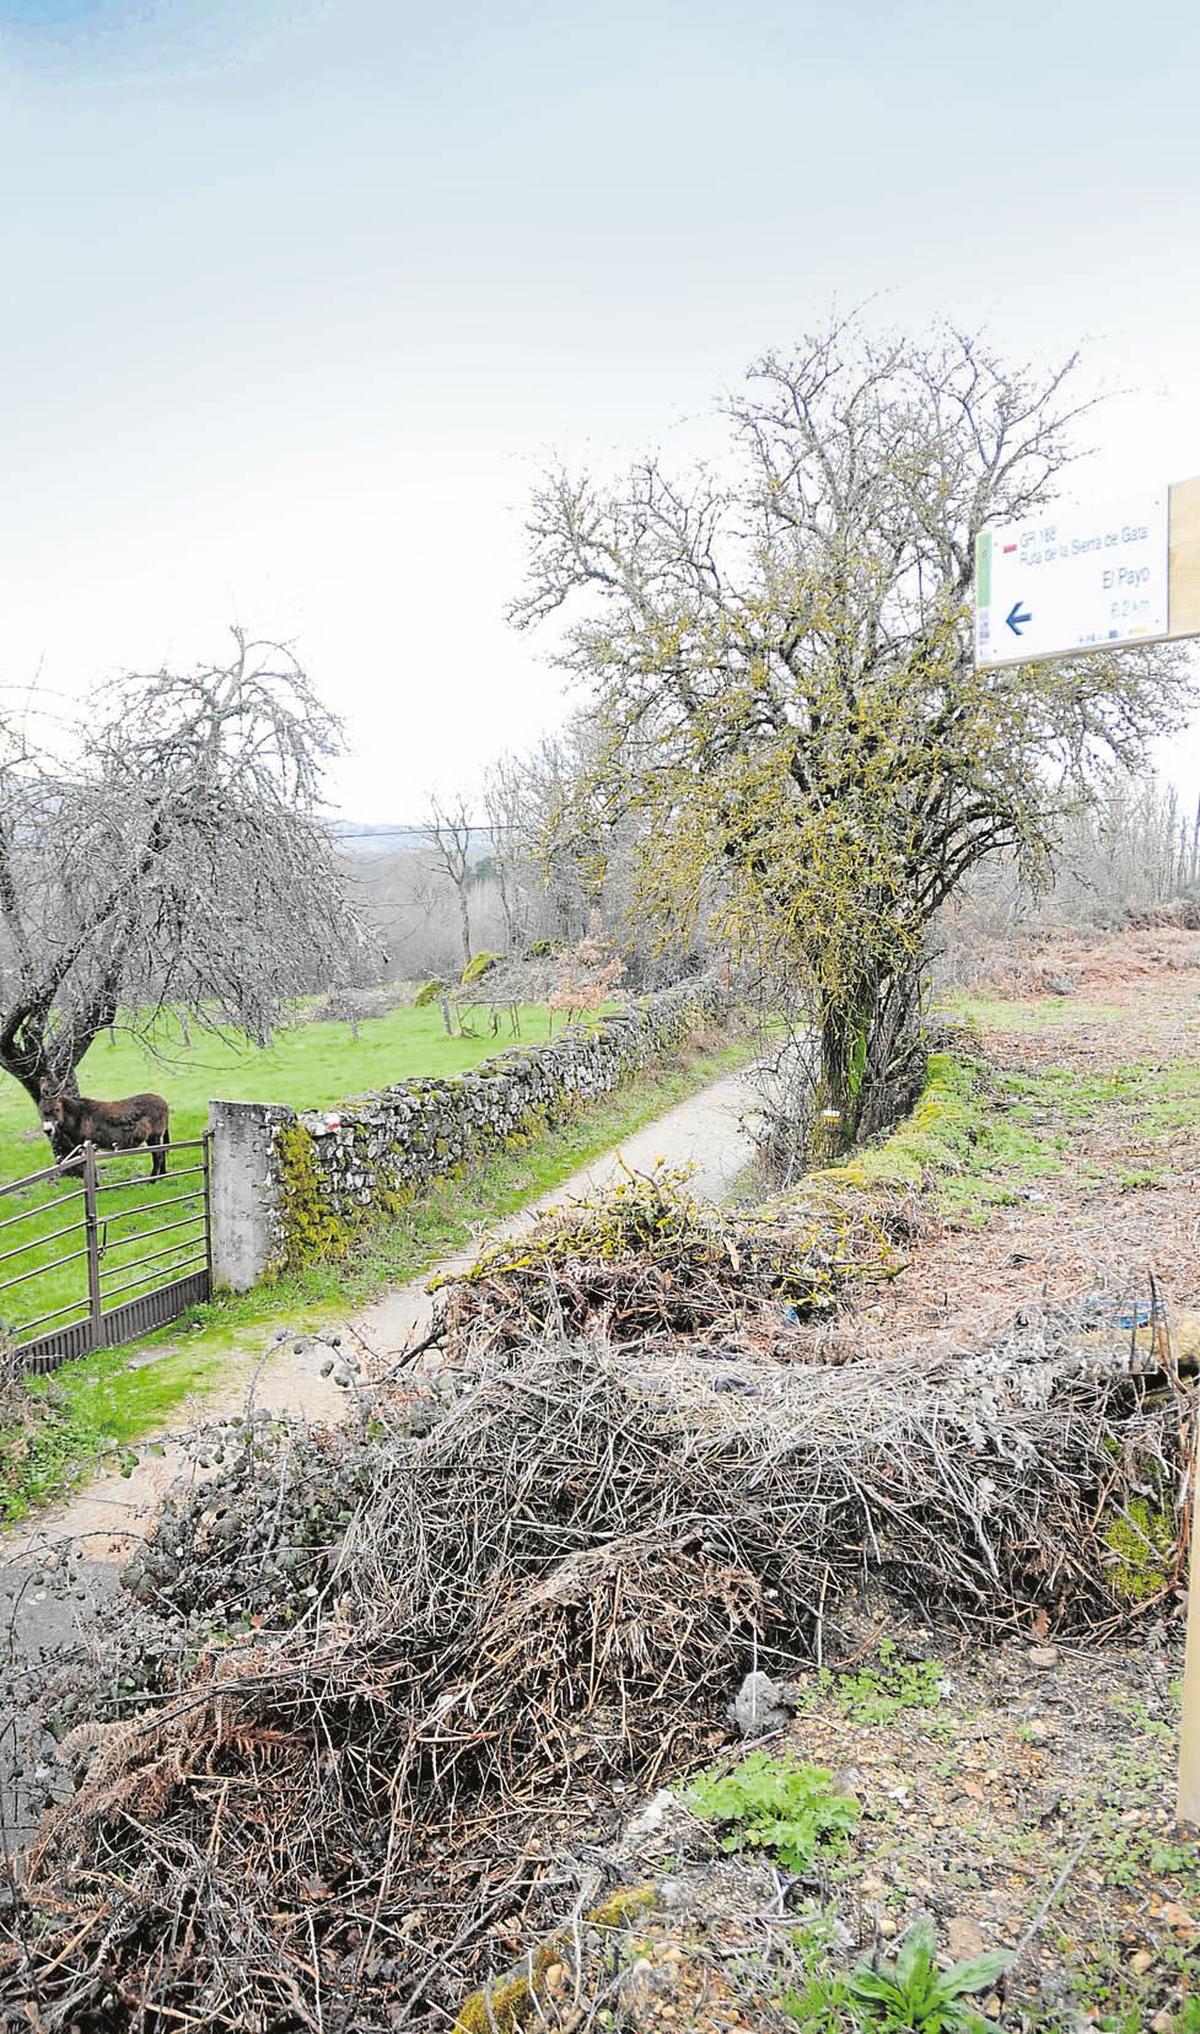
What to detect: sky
<box><xmin>2</xmin><ymin>0</ymin><xmax>1200</xmax><ymax>820</ymax></box>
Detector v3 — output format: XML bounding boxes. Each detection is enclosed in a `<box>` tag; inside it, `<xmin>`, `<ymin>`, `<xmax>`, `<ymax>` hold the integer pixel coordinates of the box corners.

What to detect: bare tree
<box><xmin>420</xmin><ymin>793</ymin><xmax>475</xmax><ymax>970</ymax></box>
<box><xmin>480</xmin><ymin>755</ymin><xmax>530</xmax><ymax>952</ymax></box>
<box><xmin>0</xmin><ymin>629</ymin><xmax>373</xmax><ymax>1153</ymax></box>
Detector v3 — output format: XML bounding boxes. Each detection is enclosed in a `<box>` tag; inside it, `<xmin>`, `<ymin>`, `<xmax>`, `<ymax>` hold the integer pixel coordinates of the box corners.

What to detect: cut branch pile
<box><xmin>2</xmin><ymin>1277</ymin><xmax>1188</xmax><ymax>2031</ymax></box>
<box><xmin>433</xmin><ymin>1163</ymin><xmax>905</xmax><ymax>1356</ymax></box>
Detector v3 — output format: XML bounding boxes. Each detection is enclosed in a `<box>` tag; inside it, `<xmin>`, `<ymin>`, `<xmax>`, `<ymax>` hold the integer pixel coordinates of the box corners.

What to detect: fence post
<box><xmin>82</xmin><ymin>1142</ymin><xmax>103</xmax><ymax>1342</ymax></box>
<box><xmin>208</xmin><ymin>1100</ymin><xmax>291</xmax><ymax>1292</ymax></box>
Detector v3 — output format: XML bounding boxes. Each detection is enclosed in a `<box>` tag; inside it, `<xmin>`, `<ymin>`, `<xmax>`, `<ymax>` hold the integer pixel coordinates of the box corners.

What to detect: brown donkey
<box><xmin>40</xmin><ymin>1083</ymin><xmax>170</xmax><ymax>1179</ymax></box>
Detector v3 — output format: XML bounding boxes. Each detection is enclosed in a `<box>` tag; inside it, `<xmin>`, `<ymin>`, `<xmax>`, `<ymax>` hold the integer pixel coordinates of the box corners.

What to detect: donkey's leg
<box><xmin>152</xmin><ymin>1127</ymin><xmax>169</xmax><ymax>1180</ymax></box>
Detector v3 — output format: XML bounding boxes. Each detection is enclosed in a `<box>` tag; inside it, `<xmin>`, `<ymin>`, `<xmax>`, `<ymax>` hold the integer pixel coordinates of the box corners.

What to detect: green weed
<box><xmin>783</xmin><ymin>1916</ymin><xmax>1009</xmax><ymax>2034</ymax></box>
<box><xmin>800</xmin><ymin>1640</ymin><xmax>944</xmax><ymax>1726</ymax></box>
<box><xmin>683</xmin><ymin>1751</ymin><xmax>859</xmax><ymax>1875</ymax></box>
<box><xmin>844</xmin><ymin>1916</ymin><xmax>1008</xmax><ymax>2034</ymax></box>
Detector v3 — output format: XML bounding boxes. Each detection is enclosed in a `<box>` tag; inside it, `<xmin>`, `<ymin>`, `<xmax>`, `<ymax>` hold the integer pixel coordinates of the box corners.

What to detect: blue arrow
<box><xmin>1006</xmin><ymin>600</ymin><xmax>1032</xmax><ymax>638</ymax></box>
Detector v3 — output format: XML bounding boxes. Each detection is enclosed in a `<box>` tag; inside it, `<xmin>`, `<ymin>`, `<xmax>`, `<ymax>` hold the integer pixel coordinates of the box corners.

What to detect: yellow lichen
<box><xmin>452</xmin><ymin>1884</ymin><xmax>657</xmax><ymax>2032</ymax></box>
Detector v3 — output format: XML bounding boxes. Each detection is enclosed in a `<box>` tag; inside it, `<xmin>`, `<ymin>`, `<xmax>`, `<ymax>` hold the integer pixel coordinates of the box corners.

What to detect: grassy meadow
<box><xmin>0</xmin><ymin>998</ymin><xmax>562</xmax><ymax>1349</ymax></box>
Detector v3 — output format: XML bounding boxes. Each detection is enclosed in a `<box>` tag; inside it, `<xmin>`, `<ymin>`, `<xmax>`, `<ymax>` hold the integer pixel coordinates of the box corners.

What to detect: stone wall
<box><xmin>209</xmin><ymin>974</ymin><xmax>731</xmax><ymax>1290</ymax></box>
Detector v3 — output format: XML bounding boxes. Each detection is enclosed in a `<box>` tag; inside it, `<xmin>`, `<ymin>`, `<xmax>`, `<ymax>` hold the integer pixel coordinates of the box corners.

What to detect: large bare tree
<box><xmin>0</xmin><ymin>630</ymin><xmax>371</xmax><ymax>1151</ymax></box>
<box><xmin>512</xmin><ymin>316</ymin><xmax>1194</xmax><ymax>1154</ymax></box>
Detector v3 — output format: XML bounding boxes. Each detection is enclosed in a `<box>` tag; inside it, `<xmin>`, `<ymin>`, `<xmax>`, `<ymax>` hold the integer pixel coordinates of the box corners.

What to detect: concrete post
<box><xmin>208</xmin><ymin>1099</ymin><xmax>292</xmax><ymax>1292</ymax></box>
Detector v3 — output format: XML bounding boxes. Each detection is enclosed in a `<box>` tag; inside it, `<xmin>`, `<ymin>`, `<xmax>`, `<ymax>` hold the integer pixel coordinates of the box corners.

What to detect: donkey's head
<box><xmin>38</xmin><ymin>1080</ymin><xmax>67</xmax><ymax>1135</ymax></box>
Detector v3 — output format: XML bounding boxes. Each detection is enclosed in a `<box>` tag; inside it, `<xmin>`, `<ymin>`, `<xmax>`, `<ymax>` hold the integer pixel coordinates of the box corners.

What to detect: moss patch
<box><xmin>1103</xmin><ymin>1495</ymin><xmax>1176</xmax><ymax>1603</ymax></box>
<box><xmin>451</xmin><ymin>1884</ymin><xmax>657</xmax><ymax>2032</ymax></box>
<box><xmin>276</xmin><ymin>1123</ymin><xmax>361</xmax><ymax>1269</ymax></box>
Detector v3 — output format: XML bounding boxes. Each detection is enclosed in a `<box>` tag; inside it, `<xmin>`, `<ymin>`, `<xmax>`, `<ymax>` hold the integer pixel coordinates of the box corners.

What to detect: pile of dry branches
<box><xmin>434</xmin><ymin>1164</ymin><xmax>905</xmax><ymax>1357</ymax></box>
<box><xmin>2</xmin><ymin>1289</ymin><xmax>1188</xmax><ymax>2031</ymax></box>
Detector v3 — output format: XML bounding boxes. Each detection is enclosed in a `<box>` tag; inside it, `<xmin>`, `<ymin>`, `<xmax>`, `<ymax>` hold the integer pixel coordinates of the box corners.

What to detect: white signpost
<box><xmin>975</xmin><ymin>491</ymin><xmax>1170</xmax><ymax>669</ymax></box>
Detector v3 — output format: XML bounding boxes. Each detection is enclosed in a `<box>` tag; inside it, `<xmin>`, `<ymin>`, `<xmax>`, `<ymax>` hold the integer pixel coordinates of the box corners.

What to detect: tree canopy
<box><xmin>512</xmin><ymin>316</ymin><xmax>1193</xmax><ymax>1148</ymax></box>
<box><xmin>0</xmin><ymin>630</ymin><xmax>371</xmax><ymax>1125</ymax></box>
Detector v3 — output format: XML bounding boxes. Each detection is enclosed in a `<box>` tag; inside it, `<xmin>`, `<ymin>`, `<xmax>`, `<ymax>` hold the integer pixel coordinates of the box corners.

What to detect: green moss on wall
<box><xmin>276</xmin><ymin>1124</ymin><xmax>359</xmax><ymax>1270</ymax></box>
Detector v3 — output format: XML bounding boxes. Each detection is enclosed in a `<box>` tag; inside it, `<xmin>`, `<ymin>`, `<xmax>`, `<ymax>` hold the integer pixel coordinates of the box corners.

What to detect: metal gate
<box><xmin>0</xmin><ymin>1136</ymin><xmax>212</xmax><ymax>1376</ymax></box>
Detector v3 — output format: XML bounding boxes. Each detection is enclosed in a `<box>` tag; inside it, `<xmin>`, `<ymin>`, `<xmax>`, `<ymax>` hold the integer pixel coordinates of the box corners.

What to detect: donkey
<box><xmin>40</xmin><ymin>1083</ymin><xmax>171</xmax><ymax>1180</ymax></box>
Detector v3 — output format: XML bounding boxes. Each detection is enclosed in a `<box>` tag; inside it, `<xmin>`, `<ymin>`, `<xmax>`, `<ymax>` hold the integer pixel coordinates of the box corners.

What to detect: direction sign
<box><xmin>975</xmin><ymin>491</ymin><xmax>1169</xmax><ymax>669</ymax></box>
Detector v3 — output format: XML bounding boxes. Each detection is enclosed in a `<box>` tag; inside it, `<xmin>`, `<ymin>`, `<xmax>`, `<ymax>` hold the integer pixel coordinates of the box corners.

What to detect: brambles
<box><xmin>2</xmin><ymin>1148</ymin><xmax>1191</xmax><ymax>2031</ymax></box>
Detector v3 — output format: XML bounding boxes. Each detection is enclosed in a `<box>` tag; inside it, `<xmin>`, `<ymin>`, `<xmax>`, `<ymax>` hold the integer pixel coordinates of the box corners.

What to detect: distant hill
<box><xmin>327</xmin><ymin>820</ymin><xmax>494</xmax><ymax>860</ymax></box>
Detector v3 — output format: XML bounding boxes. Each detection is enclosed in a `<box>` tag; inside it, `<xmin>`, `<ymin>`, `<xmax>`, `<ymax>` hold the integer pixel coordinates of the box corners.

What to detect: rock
<box><xmin>1045</xmin><ymin>975</ymin><xmax>1075</xmax><ymax>996</ymax></box>
<box><xmin>946</xmin><ymin>1916</ymin><xmax>988</xmax><ymax>1961</ymax></box>
<box><xmin>1028</xmin><ymin>1646</ymin><xmax>1059</xmax><ymax>1668</ymax></box>
<box><xmin>1152</xmin><ymin>2013</ymin><xmax>1174</xmax><ymax>2034</ymax></box>
<box><xmin>620</xmin><ymin>1786</ymin><xmax>716</xmax><ymax>1866</ymax></box>
<box><xmin>728</xmin><ymin>1671</ymin><xmax>792</xmax><ymax>1738</ymax></box>
<box><xmin>1129</xmin><ymin>1950</ymin><xmax>1152</xmax><ymax>1976</ymax></box>
<box><xmin>1161</xmin><ymin>1901</ymin><xmax>1196</xmax><ymax>1931</ymax></box>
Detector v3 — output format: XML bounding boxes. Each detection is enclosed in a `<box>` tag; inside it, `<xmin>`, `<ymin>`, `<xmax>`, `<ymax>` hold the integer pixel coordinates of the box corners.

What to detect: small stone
<box><xmin>1028</xmin><ymin>1646</ymin><xmax>1059</xmax><ymax>1668</ymax></box>
<box><xmin>946</xmin><ymin>1916</ymin><xmax>987</xmax><ymax>1961</ymax></box>
<box><xmin>543</xmin><ymin>1962</ymin><xmax>566</xmax><ymax>1991</ymax></box>
<box><xmin>1161</xmin><ymin>1901</ymin><xmax>1196</xmax><ymax>1931</ymax></box>
<box><xmin>984</xmin><ymin>1995</ymin><xmax>1002</xmax><ymax>2021</ymax></box>
<box><xmin>1152</xmin><ymin>2013</ymin><xmax>1174</xmax><ymax>2034</ymax></box>
<box><xmin>878</xmin><ymin>1915</ymin><xmax>898</xmax><ymax>1939</ymax></box>
<box><xmin>728</xmin><ymin>1670</ymin><xmax>792</xmax><ymax>1738</ymax></box>
<box><xmin>1129</xmin><ymin>1950</ymin><xmax>1152</xmax><ymax>1976</ymax></box>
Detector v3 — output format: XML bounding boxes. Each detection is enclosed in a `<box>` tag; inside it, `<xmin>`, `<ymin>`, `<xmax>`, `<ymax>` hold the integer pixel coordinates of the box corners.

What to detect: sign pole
<box><xmin>1179</xmin><ymin>1389</ymin><xmax>1200</xmax><ymax>1826</ymax></box>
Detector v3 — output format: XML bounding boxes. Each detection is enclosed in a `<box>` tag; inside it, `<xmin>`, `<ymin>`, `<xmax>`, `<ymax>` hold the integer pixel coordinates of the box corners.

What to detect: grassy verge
<box><xmin>944</xmin><ymin>992</ymin><xmax>1126</xmax><ymax>1031</ymax></box>
<box><xmin>0</xmin><ymin>1031</ymin><xmax>756</xmax><ymax>1526</ymax></box>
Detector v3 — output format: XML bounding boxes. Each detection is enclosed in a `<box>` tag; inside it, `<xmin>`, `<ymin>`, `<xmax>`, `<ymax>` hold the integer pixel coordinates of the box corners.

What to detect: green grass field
<box><xmin>0</xmin><ymin>1000</ymin><xmax>563</xmax><ymax>1349</ymax></box>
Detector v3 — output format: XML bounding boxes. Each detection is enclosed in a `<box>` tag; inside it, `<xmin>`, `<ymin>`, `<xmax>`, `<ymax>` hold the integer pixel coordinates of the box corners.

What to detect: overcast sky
<box><xmin>2</xmin><ymin>0</ymin><xmax>1199</xmax><ymax>820</ymax></box>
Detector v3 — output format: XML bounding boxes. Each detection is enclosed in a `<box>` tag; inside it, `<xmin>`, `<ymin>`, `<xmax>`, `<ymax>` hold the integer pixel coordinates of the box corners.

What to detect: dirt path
<box><xmin>2</xmin><ymin>1065</ymin><xmax>758</xmax><ymax>1568</ymax></box>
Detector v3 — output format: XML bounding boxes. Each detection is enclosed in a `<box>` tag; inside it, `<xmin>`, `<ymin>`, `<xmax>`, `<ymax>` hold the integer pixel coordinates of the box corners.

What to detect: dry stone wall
<box><xmin>209</xmin><ymin>974</ymin><xmax>730</xmax><ymax>1290</ymax></box>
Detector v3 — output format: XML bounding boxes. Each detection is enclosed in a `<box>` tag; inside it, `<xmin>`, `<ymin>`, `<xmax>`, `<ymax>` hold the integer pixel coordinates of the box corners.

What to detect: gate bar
<box><xmin>96</xmin><ymin>1211</ymin><xmax>206</xmax><ymax>1259</ymax></box>
<box><xmin>99</xmin><ymin>1250</ymin><xmax>208</xmax><ymax>1307</ymax></box>
<box><xmin>16</xmin><ymin>1295</ymin><xmax>93</xmax><ymax>1337</ymax></box>
<box><xmin>93</xmin><ymin>1163</ymin><xmax>206</xmax><ymax>1193</ymax></box>
<box><xmin>0</xmin><ymin>1217</ymin><xmax>84</xmax><ymax>1266</ymax></box>
<box><xmin>0</xmin><ymin>1244</ymin><xmax>92</xmax><ymax>1294</ymax></box>
<box><xmin>0</xmin><ymin>1161</ymin><xmax>70</xmax><ymax>1198</ymax></box>
<box><xmin>98</xmin><ymin>1234</ymin><xmax>208</xmax><ymax>1287</ymax></box>
<box><xmin>83</xmin><ymin>1144</ymin><xmax>102</xmax><ymax>1343</ymax></box>
<box><xmin>99</xmin><ymin>1188</ymin><xmax>206</xmax><ymax>1225</ymax></box>
<box><xmin>0</xmin><ymin>1189</ymin><xmax>82</xmax><ymax>1233</ymax></box>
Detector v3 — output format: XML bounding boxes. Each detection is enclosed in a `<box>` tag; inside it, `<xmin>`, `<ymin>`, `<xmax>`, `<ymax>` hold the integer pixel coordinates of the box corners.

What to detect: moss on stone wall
<box><xmin>276</xmin><ymin>1124</ymin><xmax>360</xmax><ymax>1270</ymax></box>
